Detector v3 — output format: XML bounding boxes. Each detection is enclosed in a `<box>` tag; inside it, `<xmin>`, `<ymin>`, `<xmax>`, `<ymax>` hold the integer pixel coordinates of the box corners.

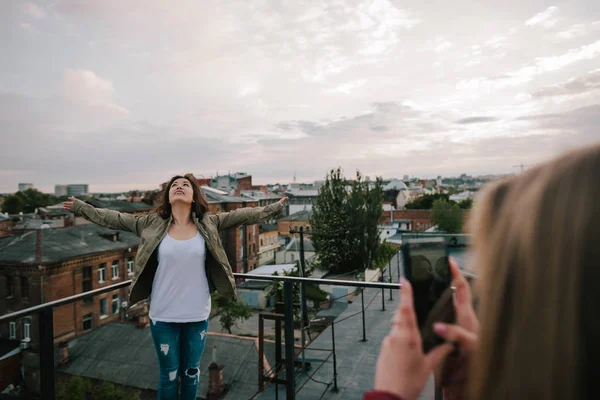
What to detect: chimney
<box><xmin>35</xmin><ymin>230</ymin><xmax>42</xmax><ymax>263</ymax></box>
<box><xmin>114</xmin><ymin>232</ymin><xmax>119</xmax><ymax>242</ymax></box>
<box><xmin>206</xmin><ymin>345</ymin><xmax>225</xmax><ymax>399</ymax></box>
<box><xmin>58</xmin><ymin>341</ymin><xmax>70</xmax><ymax>365</ymax></box>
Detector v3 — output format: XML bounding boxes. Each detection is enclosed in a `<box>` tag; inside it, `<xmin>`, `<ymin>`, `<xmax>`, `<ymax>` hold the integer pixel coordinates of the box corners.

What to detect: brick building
<box><xmin>0</xmin><ymin>213</ymin><xmax>11</xmax><ymax>237</ymax></box>
<box><xmin>0</xmin><ymin>225</ymin><xmax>139</xmax><ymax>350</ymax></box>
<box><xmin>202</xmin><ymin>187</ymin><xmax>263</xmax><ymax>274</ymax></box>
<box><xmin>209</xmin><ymin>172</ymin><xmax>253</xmax><ymax>196</ymax></box>
<box><xmin>258</xmin><ymin>224</ymin><xmax>280</xmax><ymax>266</ymax></box>
<box><xmin>277</xmin><ymin>210</ymin><xmax>312</xmax><ymax>241</ymax></box>
<box><xmin>389</xmin><ymin>209</ymin><xmax>433</xmax><ymax>232</ymax></box>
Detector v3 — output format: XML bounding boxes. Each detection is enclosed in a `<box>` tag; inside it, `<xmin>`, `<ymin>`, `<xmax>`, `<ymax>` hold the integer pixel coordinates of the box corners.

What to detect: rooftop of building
<box><xmin>0</xmin><ymin>224</ymin><xmax>139</xmax><ymax>265</ymax></box>
<box><xmin>284</xmin><ymin>237</ymin><xmax>315</xmax><ymax>252</ymax></box>
<box><xmin>259</xmin><ymin>224</ymin><xmax>279</xmax><ymax>233</ymax></box>
<box><xmin>86</xmin><ymin>199</ymin><xmax>153</xmax><ymax>213</ymax></box>
<box><xmin>278</xmin><ymin>210</ymin><xmax>313</xmax><ymax>222</ymax></box>
<box><xmin>13</xmin><ymin>219</ymin><xmax>65</xmax><ymax>230</ymax></box>
<box><xmin>58</xmin><ymin>323</ymin><xmax>279</xmax><ymax>400</ymax></box>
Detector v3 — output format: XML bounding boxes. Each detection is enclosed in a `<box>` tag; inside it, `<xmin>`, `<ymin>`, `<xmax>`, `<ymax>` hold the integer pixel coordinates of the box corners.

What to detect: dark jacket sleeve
<box><xmin>363</xmin><ymin>391</ymin><xmax>406</xmax><ymax>400</ymax></box>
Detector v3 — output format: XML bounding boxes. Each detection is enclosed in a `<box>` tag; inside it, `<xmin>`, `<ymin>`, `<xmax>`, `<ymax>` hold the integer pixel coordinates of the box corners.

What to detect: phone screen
<box><xmin>401</xmin><ymin>238</ymin><xmax>453</xmax><ymax>351</ymax></box>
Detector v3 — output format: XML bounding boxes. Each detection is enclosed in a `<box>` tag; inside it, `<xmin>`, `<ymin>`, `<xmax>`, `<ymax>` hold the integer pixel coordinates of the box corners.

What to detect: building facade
<box><xmin>66</xmin><ymin>184</ymin><xmax>89</xmax><ymax>197</ymax></box>
<box><xmin>18</xmin><ymin>184</ymin><xmax>34</xmax><ymax>192</ymax></box>
<box><xmin>277</xmin><ymin>210</ymin><xmax>312</xmax><ymax>241</ymax></box>
<box><xmin>258</xmin><ymin>224</ymin><xmax>280</xmax><ymax>266</ymax></box>
<box><xmin>0</xmin><ymin>226</ymin><xmax>139</xmax><ymax>350</ymax></box>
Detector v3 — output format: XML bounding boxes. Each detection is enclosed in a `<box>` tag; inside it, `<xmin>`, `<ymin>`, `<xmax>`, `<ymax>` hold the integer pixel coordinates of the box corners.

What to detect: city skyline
<box><xmin>1</xmin><ymin>1</ymin><xmax>599</xmax><ymax>193</ymax></box>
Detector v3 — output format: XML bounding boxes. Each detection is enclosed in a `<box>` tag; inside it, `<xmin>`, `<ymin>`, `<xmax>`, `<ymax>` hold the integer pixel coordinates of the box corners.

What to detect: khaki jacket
<box><xmin>71</xmin><ymin>199</ymin><xmax>283</xmax><ymax>307</ymax></box>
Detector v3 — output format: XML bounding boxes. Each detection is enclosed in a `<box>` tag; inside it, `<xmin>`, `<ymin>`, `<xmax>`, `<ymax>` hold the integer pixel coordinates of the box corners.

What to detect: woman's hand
<box><xmin>279</xmin><ymin>197</ymin><xmax>289</xmax><ymax>206</ymax></box>
<box><xmin>433</xmin><ymin>259</ymin><xmax>479</xmax><ymax>352</ymax></box>
<box><xmin>63</xmin><ymin>196</ymin><xmax>77</xmax><ymax>211</ymax></box>
<box><xmin>374</xmin><ymin>278</ymin><xmax>454</xmax><ymax>400</ymax></box>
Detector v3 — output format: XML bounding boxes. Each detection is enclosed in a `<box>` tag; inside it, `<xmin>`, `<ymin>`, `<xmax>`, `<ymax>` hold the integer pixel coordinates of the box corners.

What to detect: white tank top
<box><xmin>149</xmin><ymin>232</ymin><xmax>211</xmax><ymax>322</ymax></box>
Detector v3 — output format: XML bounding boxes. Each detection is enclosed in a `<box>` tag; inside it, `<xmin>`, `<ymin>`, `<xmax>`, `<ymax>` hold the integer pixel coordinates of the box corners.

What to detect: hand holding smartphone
<box><xmin>401</xmin><ymin>238</ymin><xmax>455</xmax><ymax>353</ymax></box>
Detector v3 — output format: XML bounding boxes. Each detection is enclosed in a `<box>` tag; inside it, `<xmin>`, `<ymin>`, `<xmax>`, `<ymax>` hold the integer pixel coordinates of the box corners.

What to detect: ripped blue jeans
<box><xmin>150</xmin><ymin>319</ymin><xmax>208</xmax><ymax>400</ymax></box>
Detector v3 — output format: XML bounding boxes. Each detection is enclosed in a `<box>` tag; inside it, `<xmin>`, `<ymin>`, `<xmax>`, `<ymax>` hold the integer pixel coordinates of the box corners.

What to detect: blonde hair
<box><xmin>468</xmin><ymin>143</ymin><xmax>600</xmax><ymax>399</ymax></box>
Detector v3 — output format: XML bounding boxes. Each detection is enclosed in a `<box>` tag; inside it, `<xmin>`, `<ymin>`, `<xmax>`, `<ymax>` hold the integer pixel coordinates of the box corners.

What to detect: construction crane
<box><xmin>512</xmin><ymin>164</ymin><xmax>528</xmax><ymax>173</ymax></box>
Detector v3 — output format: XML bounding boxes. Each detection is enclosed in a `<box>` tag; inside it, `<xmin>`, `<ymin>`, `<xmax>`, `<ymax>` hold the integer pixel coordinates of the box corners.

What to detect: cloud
<box><xmin>455</xmin><ymin>116</ymin><xmax>499</xmax><ymax>124</ymax></box>
<box><xmin>457</xmin><ymin>40</ymin><xmax>600</xmax><ymax>92</ymax></box>
<box><xmin>533</xmin><ymin>69</ymin><xmax>600</xmax><ymax>98</ymax></box>
<box><xmin>24</xmin><ymin>3</ymin><xmax>45</xmax><ymax>19</ymax></box>
<box><xmin>238</xmin><ymin>83</ymin><xmax>261</xmax><ymax>98</ymax></box>
<box><xmin>525</xmin><ymin>6</ymin><xmax>560</xmax><ymax>28</ymax></box>
<box><xmin>434</xmin><ymin>39</ymin><xmax>453</xmax><ymax>53</ymax></box>
<box><xmin>556</xmin><ymin>23</ymin><xmax>587</xmax><ymax>40</ymax></box>
<box><xmin>324</xmin><ymin>80</ymin><xmax>367</xmax><ymax>94</ymax></box>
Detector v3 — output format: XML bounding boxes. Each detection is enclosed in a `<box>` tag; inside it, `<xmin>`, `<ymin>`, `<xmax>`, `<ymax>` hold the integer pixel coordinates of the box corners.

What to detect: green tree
<box><xmin>405</xmin><ymin>193</ymin><xmax>450</xmax><ymax>209</ymax></box>
<box><xmin>430</xmin><ymin>199</ymin><xmax>465</xmax><ymax>234</ymax></box>
<box><xmin>360</xmin><ymin>174</ymin><xmax>384</xmax><ymax>270</ymax></box>
<box><xmin>310</xmin><ymin>168</ymin><xmax>355</xmax><ymax>273</ymax></box>
<box><xmin>90</xmin><ymin>381</ymin><xmax>129</xmax><ymax>400</ymax></box>
<box><xmin>458</xmin><ymin>198</ymin><xmax>473</xmax><ymax>209</ymax></box>
<box><xmin>1</xmin><ymin>193</ymin><xmax>25</xmax><ymax>214</ymax></box>
<box><xmin>58</xmin><ymin>376</ymin><xmax>91</xmax><ymax>400</ymax></box>
<box><xmin>374</xmin><ymin>241</ymin><xmax>398</xmax><ymax>269</ymax></box>
<box><xmin>212</xmin><ymin>292</ymin><xmax>253</xmax><ymax>334</ymax></box>
<box><xmin>310</xmin><ymin>169</ymin><xmax>384</xmax><ymax>273</ymax></box>
<box><xmin>1</xmin><ymin>189</ymin><xmax>57</xmax><ymax>214</ymax></box>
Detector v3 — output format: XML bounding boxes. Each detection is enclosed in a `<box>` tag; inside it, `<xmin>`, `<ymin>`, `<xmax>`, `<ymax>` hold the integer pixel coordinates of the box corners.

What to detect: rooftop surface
<box><xmin>0</xmin><ymin>224</ymin><xmax>139</xmax><ymax>265</ymax></box>
<box><xmin>279</xmin><ymin>210</ymin><xmax>313</xmax><ymax>221</ymax></box>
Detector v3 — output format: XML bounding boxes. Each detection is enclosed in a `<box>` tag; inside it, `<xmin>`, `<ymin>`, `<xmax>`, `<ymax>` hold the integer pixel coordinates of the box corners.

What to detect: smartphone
<box><xmin>401</xmin><ymin>237</ymin><xmax>455</xmax><ymax>352</ymax></box>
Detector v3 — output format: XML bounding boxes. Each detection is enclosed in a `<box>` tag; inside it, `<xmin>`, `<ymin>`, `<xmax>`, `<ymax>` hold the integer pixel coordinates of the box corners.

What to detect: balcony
<box><xmin>0</xmin><ymin>251</ymin><xmax>473</xmax><ymax>400</ymax></box>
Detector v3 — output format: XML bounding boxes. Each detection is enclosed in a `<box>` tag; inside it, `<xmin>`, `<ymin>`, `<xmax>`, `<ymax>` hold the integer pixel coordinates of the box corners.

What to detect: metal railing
<box><xmin>0</xmin><ymin>262</ymin><xmax>474</xmax><ymax>400</ymax></box>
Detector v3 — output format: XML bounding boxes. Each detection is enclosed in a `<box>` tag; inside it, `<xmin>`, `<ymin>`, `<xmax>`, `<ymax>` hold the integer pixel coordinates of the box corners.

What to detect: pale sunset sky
<box><xmin>1</xmin><ymin>0</ymin><xmax>599</xmax><ymax>192</ymax></box>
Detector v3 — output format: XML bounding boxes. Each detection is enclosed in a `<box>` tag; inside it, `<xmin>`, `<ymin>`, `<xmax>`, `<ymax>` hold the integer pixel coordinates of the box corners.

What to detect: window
<box><xmin>82</xmin><ymin>266</ymin><xmax>93</xmax><ymax>304</ymax></box>
<box><xmin>9</xmin><ymin>322</ymin><xmax>16</xmax><ymax>339</ymax></box>
<box><xmin>111</xmin><ymin>294</ymin><xmax>120</xmax><ymax>315</ymax></box>
<box><xmin>260</xmin><ymin>238</ymin><xmax>263</xmax><ymax>247</ymax></box>
<box><xmin>98</xmin><ymin>264</ymin><xmax>106</xmax><ymax>283</ymax></box>
<box><xmin>290</xmin><ymin>254</ymin><xmax>295</xmax><ymax>262</ymax></box>
<box><xmin>100</xmin><ymin>298</ymin><xmax>108</xmax><ymax>318</ymax></box>
<box><xmin>6</xmin><ymin>276</ymin><xmax>14</xmax><ymax>298</ymax></box>
<box><xmin>21</xmin><ymin>277</ymin><xmax>29</xmax><ymax>299</ymax></box>
<box><xmin>23</xmin><ymin>319</ymin><xmax>30</xmax><ymax>340</ymax></box>
<box><xmin>83</xmin><ymin>314</ymin><xmax>93</xmax><ymax>331</ymax></box>
<box><xmin>127</xmin><ymin>258</ymin><xmax>134</xmax><ymax>275</ymax></box>
<box><xmin>111</xmin><ymin>261</ymin><xmax>119</xmax><ymax>279</ymax></box>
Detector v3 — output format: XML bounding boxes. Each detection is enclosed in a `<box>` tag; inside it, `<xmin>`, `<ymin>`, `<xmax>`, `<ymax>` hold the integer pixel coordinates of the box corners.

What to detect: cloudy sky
<box><xmin>1</xmin><ymin>0</ymin><xmax>600</xmax><ymax>193</ymax></box>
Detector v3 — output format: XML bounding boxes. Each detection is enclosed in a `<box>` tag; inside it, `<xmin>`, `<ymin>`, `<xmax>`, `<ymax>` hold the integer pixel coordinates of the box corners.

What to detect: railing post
<box><xmin>388</xmin><ymin>260</ymin><xmax>393</xmax><ymax>300</ymax></box>
<box><xmin>331</xmin><ymin>322</ymin><xmax>338</xmax><ymax>392</ymax></box>
<box><xmin>360</xmin><ymin>289</ymin><xmax>367</xmax><ymax>342</ymax></box>
<box><xmin>283</xmin><ymin>281</ymin><xmax>296</xmax><ymax>399</ymax></box>
<box><xmin>381</xmin><ymin>271</ymin><xmax>386</xmax><ymax>311</ymax></box>
<box><xmin>39</xmin><ymin>308</ymin><xmax>55</xmax><ymax>400</ymax></box>
<box><xmin>397</xmin><ymin>251</ymin><xmax>401</xmax><ymax>283</ymax></box>
<box><xmin>258</xmin><ymin>315</ymin><xmax>264</xmax><ymax>389</ymax></box>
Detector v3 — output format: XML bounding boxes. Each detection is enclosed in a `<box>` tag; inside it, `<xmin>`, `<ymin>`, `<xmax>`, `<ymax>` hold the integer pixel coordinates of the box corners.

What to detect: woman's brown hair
<box><xmin>155</xmin><ymin>174</ymin><xmax>210</xmax><ymax>220</ymax></box>
<box><xmin>468</xmin><ymin>142</ymin><xmax>600</xmax><ymax>399</ymax></box>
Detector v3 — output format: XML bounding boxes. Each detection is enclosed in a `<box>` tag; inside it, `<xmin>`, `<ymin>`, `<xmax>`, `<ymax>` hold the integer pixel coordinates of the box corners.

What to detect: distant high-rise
<box><xmin>403</xmin><ymin>175</ymin><xmax>409</xmax><ymax>181</ymax></box>
<box><xmin>55</xmin><ymin>184</ymin><xmax>89</xmax><ymax>197</ymax></box>
<box><xmin>67</xmin><ymin>184</ymin><xmax>89</xmax><ymax>197</ymax></box>
<box><xmin>55</xmin><ymin>185</ymin><xmax>68</xmax><ymax>196</ymax></box>
<box><xmin>18</xmin><ymin>183</ymin><xmax>34</xmax><ymax>192</ymax></box>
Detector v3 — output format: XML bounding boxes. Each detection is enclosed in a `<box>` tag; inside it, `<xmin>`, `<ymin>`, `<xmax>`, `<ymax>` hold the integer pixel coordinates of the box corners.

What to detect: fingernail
<box><xmin>434</xmin><ymin>323</ymin><xmax>446</xmax><ymax>334</ymax></box>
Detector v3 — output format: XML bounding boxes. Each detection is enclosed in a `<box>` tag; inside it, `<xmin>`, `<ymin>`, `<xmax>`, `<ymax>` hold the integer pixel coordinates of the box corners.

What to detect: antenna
<box><xmin>512</xmin><ymin>164</ymin><xmax>528</xmax><ymax>173</ymax></box>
